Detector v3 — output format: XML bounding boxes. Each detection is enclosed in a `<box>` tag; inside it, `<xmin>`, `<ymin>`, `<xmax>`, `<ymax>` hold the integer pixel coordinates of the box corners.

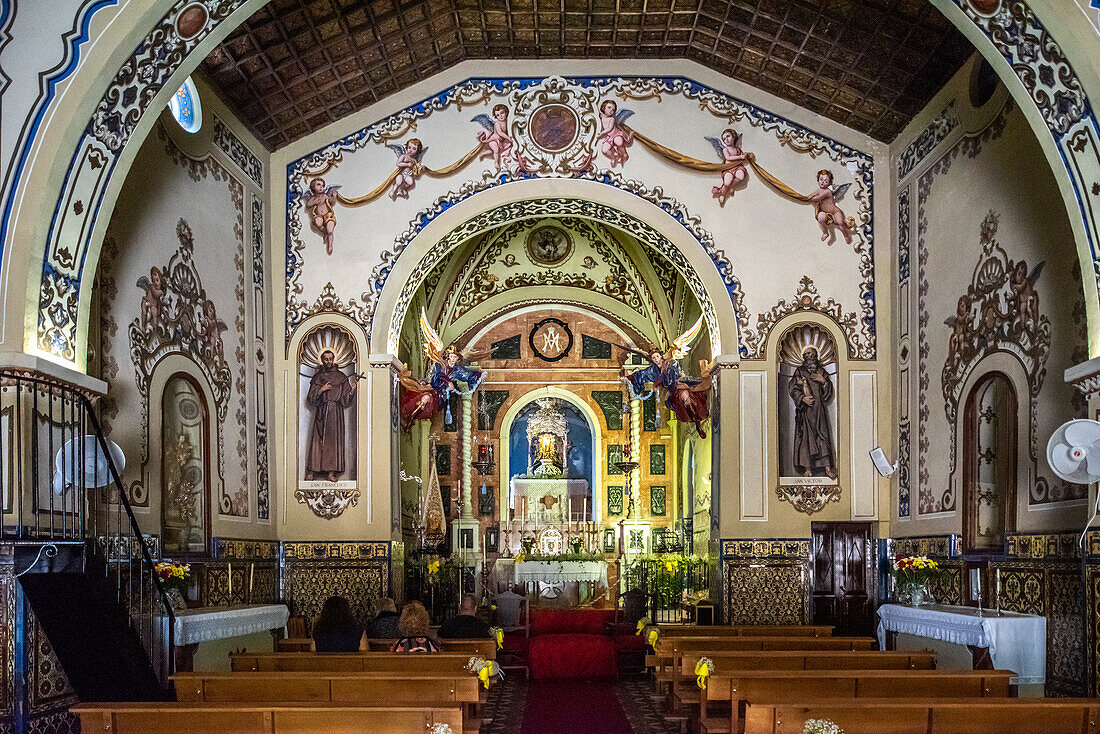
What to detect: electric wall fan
<box><xmin>51</xmin><ymin>435</ymin><xmax>126</xmax><ymax>495</ymax></box>
<box><xmin>1046</xmin><ymin>420</ymin><xmax>1100</xmax><ymax>548</ymax></box>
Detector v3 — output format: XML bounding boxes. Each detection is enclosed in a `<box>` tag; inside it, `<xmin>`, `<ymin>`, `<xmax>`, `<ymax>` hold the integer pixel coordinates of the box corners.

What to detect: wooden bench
<box><xmin>230</xmin><ymin>651</ymin><xmax>481</xmax><ymax>673</ymax></box>
<box><xmin>665</xmin><ymin>650</ymin><xmax>935</xmax><ymax>716</ymax></box>
<box><xmin>744</xmin><ymin>698</ymin><xmax>1100</xmax><ymax>734</ymax></box>
<box><xmin>173</xmin><ymin>671</ymin><xmax>485</xmax><ymax>704</ymax></box>
<box><xmin>368</xmin><ymin>638</ymin><xmax>497</xmax><ymax>658</ymax></box>
<box><xmin>654</xmin><ymin>624</ymin><xmax>834</xmax><ymax>638</ymax></box>
<box><xmin>701</xmin><ymin>670</ymin><xmax>1016</xmax><ymax>734</ymax></box>
<box><xmin>71</xmin><ymin>702</ymin><xmax>463</xmax><ymax>734</ymax></box>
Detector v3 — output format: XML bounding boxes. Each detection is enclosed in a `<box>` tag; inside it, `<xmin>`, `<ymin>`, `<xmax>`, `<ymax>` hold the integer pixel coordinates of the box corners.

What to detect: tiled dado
<box><xmin>283</xmin><ymin>542</ymin><xmax>391</xmax><ymax>628</ymax></box>
<box><xmin>886</xmin><ymin>535</ymin><xmax>956</xmax><ymax>559</ymax></box>
<box><xmin>720</xmin><ymin>538</ymin><xmax>810</xmax><ymax>625</ymax></box>
<box><xmin>211</xmin><ymin>538</ymin><xmax>278</xmax><ymax>559</ymax></box>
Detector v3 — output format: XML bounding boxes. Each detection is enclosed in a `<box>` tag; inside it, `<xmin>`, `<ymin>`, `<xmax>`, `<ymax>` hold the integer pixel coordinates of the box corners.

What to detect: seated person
<box><xmin>438</xmin><ymin>593</ymin><xmax>491</xmax><ymax>639</ymax></box>
<box><xmin>493</xmin><ymin>585</ymin><xmax>526</xmax><ymax>628</ymax></box>
<box><xmin>367</xmin><ymin>597</ymin><xmax>400</xmax><ymax>638</ymax></box>
<box><xmin>621</xmin><ymin>587</ymin><xmax>647</xmax><ymax>626</ymax></box>
<box><xmin>310</xmin><ymin>595</ymin><xmax>367</xmax><ymax>652</ymax></box>
<box><xmin>391</xmin><ymin>601</ymin><xmax>440</xmax><ymax>653</ymax></box>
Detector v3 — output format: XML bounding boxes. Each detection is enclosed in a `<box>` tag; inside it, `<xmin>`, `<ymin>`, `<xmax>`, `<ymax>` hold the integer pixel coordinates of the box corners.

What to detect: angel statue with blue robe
<box><xmin>618</xmin><ymin>315</ymin><xmax>715</xmax><ymax>437</ymax></box>
<box><xmin>398</xmin><ymin>309</ymin><xmax>490</xmax><ymax>432</ymax></box>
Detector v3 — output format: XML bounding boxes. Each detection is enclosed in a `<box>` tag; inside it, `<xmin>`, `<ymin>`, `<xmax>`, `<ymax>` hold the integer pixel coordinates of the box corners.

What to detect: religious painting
<box><xmin>525</xmin><ymin>225</ymin><xmax>573</xmax><ymax>267</ymax></box>
<box><xmin>161</xmin><ymin>374</ymin><xmax>208</xmax><ymax>554</ymax></box>
<box><xmin>298</xmin><ymin>325</ymin><xmax>358</xmax><ymax>487</ymax></box>
<box><xmin>528</xmin><ymin>105</ymin><xmax>579</xmax><ymax>153</ymax></box>
<box><xmin>777</xmin><ymin>324</ymin><xmax>839</xmax><ymax>487</ymax></box>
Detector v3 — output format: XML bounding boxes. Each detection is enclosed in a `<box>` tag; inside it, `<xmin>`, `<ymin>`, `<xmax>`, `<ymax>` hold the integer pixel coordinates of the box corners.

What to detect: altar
<box><xmin>167</xmin><ymin>604</ymin><xmax>289</xmax><ymax>672</ymax></box>
<box><xmin>510</xmin><ymin>478</ymin><xmax>590</xmax><ymax>523</ymax></box>
<box><xmin>492</xmin><ymin>558</ymin><xmax>609</xmax><ymax>605</ymax></box>
<box><xmin>877</xmin><ymin>603</ymin><xmax>1046</xmax><ymax>691</ymax></box>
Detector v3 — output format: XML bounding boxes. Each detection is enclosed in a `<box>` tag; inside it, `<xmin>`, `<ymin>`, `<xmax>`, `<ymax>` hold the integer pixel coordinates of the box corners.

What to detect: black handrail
<box><xmin>0</xmin><ymin>370</ymin><xmax>175</xmax><ymax>687</ymax></box>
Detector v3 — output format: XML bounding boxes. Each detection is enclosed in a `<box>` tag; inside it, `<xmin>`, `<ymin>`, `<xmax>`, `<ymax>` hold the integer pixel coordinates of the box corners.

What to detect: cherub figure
<box><xmin>1006</xmin><ymin>259</ymin><xmax>1044</xmax><ymax>333</ymax></box>
<box><xmin>197</xmin><ymin>298</ymin><xmax>227</xmax><ymax>358</ymax></box>
<box><xmin>472</xmin><ymin>104</ymin><xmax>516</xmax><ymax>172</ymax></box>
<box><xmin>706</xmin><ymin>129</ymin><xmax>753</xmax><ymax>206</ymax></box>
<box><xmin>596</xmin><ymin>100</ymin><xmax>634</xmax><ymax>168</ymax></box>
<box><xmin>618</xmin><ymin>314</ymin><xmax>715</xmax><ymax>437</ymax></box>
<box><xmin>303</xmin><ymin>177</ymin><xmax>341</xmax><ymax>255</ymax></box>
<box><xmin>137</xmin><ymin>266</ymin><xmax>167</xmax><ymax>332</ymax></box>
<box><xmin>809</xmin><ymin>169</ymin><xmax>853</xmax><ymax>244</ymax></box>
<box><xmin>388</xmin><ymin>138</ymin><xmax>426</xmax><ymax>201</ymax></box>
<box><xmin>944</xmin><ymin>296</ymin><xmax>974</xmax><ymax>364</ymax></box>
<box><xmin>398</xmin><ymin>309</ymin><xmax>491</xmax><ymax>431</ymax></box>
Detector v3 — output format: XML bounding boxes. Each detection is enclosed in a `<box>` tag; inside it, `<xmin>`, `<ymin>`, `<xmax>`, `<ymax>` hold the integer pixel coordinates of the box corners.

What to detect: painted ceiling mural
<box><xmin>284</xmin><ymin>75</ymin><xmax>876</xmax><ymax>360</ymax></box>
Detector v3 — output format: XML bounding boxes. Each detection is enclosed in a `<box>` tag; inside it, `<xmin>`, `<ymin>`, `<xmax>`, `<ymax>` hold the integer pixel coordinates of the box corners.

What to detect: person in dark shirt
<box><xmin>367</xmin><ymin>597</ymin><xmax>400</xmax><ymax>639</ymax></box>
<box><xmin>438</xmin><ymin>594</ymin><xmax>491</xmax><ymax>639</ymax></box>
<box><xmin>391</xmin><ymin>601</ymin><xmax>441</xmax><ymax>653</ymax></box>
<box><xmin>311</xmin><ymin>595</ymin><xmax>367</xmax><ymax>652</ymax></box>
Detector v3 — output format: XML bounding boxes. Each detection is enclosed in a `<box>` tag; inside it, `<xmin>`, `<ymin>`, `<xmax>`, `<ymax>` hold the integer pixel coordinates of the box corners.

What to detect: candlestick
<box><xmin>995</xmin><ymin>568</ymin><xmax>1001</xmax><ymax>613</ymax></box>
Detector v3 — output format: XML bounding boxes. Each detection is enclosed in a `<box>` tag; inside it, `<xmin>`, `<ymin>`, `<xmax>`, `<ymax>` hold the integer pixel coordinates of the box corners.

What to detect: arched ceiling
<box><xmin>200</xmin><ymin>0</ymin><xmax>974</xmax><ymax>149</ymax></box>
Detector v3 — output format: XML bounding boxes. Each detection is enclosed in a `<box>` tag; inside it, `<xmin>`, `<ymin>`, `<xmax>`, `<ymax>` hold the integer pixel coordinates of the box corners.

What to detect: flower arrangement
<box><xmin>154</xmin><ymin>561</ymin><xmax>192</xmax><ymax>593</ymax></box>
<box><xmin>803</xmin><ymin>720</ymin><xmax>843</xmax><ymax>734</ymax></box>
<box><xmin>694</xmin><ymin>656</ymin><xmax>714</xmax><ymax>689</ymax></box>
<box><xmin>892</xmin><ymin>555</ymin><xmax>940</xmax><ymax>586</ymax></box>
<box><xmin>487</xmin><ymin>626</ymin><xmax>503</xmax><ymax>650</ymax></box>
<box><xmin>465</xmin><ymin>656</ymin><xmax>502</xmax><ymax>689</ymax></box>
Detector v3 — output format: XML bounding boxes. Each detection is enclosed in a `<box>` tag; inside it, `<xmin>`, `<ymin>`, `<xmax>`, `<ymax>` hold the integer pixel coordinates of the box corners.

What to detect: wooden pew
<box><xmin>702</xmin><ymin>670</ymin><xmax>1016</xmax><ymax>734</ymax></box>
<box><xmin>744</xmin><ymin>698</ymin><xmax>1100</xmax><ymax>734</ymax></box>
<box><xmin>667</xmin><ymin>650</ymin><xmax>935</xmax><ymax>717</ymax></box>
<box><xmin>368</xmin><ymin>638</ymin><xmax>496</xmax><ymax>658</ymax></box>
<box><xmin>173</xmin><ymin>671</ymin><xmax>484</xmax><ymax>704</ymax></box>
<box><xmin>71</xmin><ymin>702</ymin><xmax>463</xmax><ymax>734</ymax></box>
<box><xmin>276</xmin><ymin>637</ymin><xmax>311</xmax><ymax>652</ymax></box>
<box><xmin>649</xmin><ymin>635</ymin><xmax>876</xmax><ymax>690</ymax></box>
<box><xmin>654</xmin><ymin>624</ymin><xmax>833</xmax><ymax>638</ymax></box>
<box><xmin>230</xmin><ymin>651</ymin><xmax>480</xmax><ymax>673</ymax></box>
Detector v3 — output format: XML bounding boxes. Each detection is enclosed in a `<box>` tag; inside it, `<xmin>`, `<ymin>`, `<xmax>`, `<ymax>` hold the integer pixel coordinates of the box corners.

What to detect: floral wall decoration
<box><xmin>284</xmin><ymin>75</ymin><xmax>876</xmax><ymax>360</ymax></box>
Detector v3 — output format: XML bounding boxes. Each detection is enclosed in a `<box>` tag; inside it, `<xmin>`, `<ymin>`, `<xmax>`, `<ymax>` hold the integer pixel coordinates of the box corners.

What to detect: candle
<box><xmin>228</xmin><ymin>562</ymin><xmax>233</xmax><ymax>598</ymax></box>
<box><xmin>995</xmin><ymin>568</ymin><xmax>1001</xmax><ymax>606</ymax></box>
<box><xmin>249</xmin><ymin>562</ymin><xmax>255</xmax><ymax>600</ymax></box>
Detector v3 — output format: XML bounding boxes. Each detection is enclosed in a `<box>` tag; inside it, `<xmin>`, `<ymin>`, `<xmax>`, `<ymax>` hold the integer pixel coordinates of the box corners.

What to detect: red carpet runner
<box><xmin>519</xmin><ymin>679</ymin><xmax>632</xmax><ymax>734</ymax></box>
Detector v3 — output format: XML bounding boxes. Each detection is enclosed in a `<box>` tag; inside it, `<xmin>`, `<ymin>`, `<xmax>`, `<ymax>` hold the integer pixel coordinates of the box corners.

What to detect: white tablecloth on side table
<box><xmin>876</xmin><ymin>603</ymin><xmax>1045</xmax><ymax>684</ymax></box>
<box><xmin>172</xmin><ymin>604</ymin><xmax>289</xmax><ymax>645</ymax></box>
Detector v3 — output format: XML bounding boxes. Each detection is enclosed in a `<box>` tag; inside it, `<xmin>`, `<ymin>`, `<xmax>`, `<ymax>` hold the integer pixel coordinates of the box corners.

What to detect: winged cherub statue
<box><xmin>398</xmin><ymin>309</ymin><xmax>491</xmax><ymax>431</ymax></box>
<box><xmin>618</xmin><ymin>314</ymin><xmax>715</xmax><ymax>437</ymax></box>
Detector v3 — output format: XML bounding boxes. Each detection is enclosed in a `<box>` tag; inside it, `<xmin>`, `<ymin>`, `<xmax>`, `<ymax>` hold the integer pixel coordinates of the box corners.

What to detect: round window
<box><xmin>168</xmin><ymin>76</ymin><xmax>202</xmax><ymax>133</ymax></box>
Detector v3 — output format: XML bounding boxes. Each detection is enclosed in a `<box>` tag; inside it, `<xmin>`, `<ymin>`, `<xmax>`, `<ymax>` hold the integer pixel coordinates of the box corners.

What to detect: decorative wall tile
<box><xmin>649</xmin><ymin>444</ymin><xmax>665</xmax><ymax>475</ymax></box>
<box><xmin>490</xmin><ymin>334</ymin><xmax>521</xmax><ymax>359</ymax></box>
<box><xmin>995</xmin><ymin>568</ymin><xmax>1044</xmax><ymax>615</ymax></box>
<box><xmin>1007</xmin><ymin>532</ymin><xmax>1080</xmax><ymax>561</ymax></box>
<box><xmin>607</xmin><ymin>486</ymin><xmax>623</xmax><ymax>516</ymax></box>
<box><xmin>725</xmin><ymin>562</ymin><xmax>807</xmax><ymax>625</ymax></box>
<box><xmin>436</xmin><ymin>445</ymin><xmax>451</xmax><ymax>476</ymax></box>
<box><xmin>650</xmin><ymin>486</ymin><xmax>666</xmax><ymax>516</ymax></box>
<box><xmin>212</xmin><ymin>538</ymin><xmax>278</xmax><ymax>559</ymax></box>
<box><xmin>607</xmin><ymin>445</ymin><xmax>624</xmax><ymax>475</ymax></box>
<box><xmin>282</xmin><ymin>541</ymin><xmax>390</xmax><ymax>560</ymax></box>
<box><xmin>285</xmin><ymin>564</ymin><xmax>388</xmax><ymax>627</ymax></box>
<box><xmin>477</xmin><ymin>390</ymin><xmax>509</xmax><ymax>431</ymax></box>
<box><xmin>478</xmin><ymin>485</ymin><xmax>494</xmax><ymax>516</ymax></box>
<box><xmin>720</xmin><ymin>538</ymin><xmax>810</xmax><ymax>561</ymax></box>
<box><xmin>642</xmin><ymin>393</ymin><xmax>658</xmax><ymax>431</ymax></box>
<box><xmin>1048</xmin><ymin>568</ymin><xmax>1087</xmax><ymax>696</ymax></box>
<box><xmin>592</xmin><ymin>391</ymin><xmax>623</xmax><ymax>430</ymax></box>
<box><xmin>581</xmin><ymin>334</ymin><xmax>612</xmax><ymax>359</ymax></box>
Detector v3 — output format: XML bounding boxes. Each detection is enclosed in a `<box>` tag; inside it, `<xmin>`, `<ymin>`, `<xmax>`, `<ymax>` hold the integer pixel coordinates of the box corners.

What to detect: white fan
<box><xmin>51</xmin><ymin>435</ymin><xmax>126</xmax><ymax>495</ymax></box>
<box><xmin>1046</xmin><ymin>419</ymin><xmax>1100</xmax><ymax>484</ymax></box>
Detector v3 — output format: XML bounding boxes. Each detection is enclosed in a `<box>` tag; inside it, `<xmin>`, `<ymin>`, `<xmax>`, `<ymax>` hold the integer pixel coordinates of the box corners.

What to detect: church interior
<box><xmin>4</xmin><ymin>0</ymin><xmax>1100</xmax><ymax>731</ymax></box>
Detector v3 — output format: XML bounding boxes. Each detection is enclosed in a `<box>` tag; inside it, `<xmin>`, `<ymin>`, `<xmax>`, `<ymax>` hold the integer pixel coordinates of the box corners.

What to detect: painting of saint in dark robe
<box><xmin>778</xmin><ymin>325</ymin><xmax>838</xmax><ymax>480</ymax></box>
<box><xmin>299</xmin><ymin>326</ymin><xmax>358</xmax><ymax>483</ymax></box>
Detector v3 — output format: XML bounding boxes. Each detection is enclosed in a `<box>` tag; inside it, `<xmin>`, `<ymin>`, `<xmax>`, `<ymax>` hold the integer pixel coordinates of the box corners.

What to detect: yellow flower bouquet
<box><xmin>154</xmin><ymin>561</ymin><xmax>192</xmax><ymax>593</ymax></box>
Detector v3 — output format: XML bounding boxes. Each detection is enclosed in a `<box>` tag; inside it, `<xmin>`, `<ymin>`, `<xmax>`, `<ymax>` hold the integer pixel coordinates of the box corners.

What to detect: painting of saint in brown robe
<box><xmin>789</xmin><ymin>347</ymin><xmax>837</xmax><ymax>479</ymax></box>
<box><xmin>305</xmin><ymin>350</ymin><xmax>356</xmax><ymax>482</ymax></box>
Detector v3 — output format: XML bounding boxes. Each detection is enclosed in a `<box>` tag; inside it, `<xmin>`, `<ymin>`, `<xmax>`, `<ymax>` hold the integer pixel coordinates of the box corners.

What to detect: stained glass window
<box><xmin>168</xmin><ymin>76</ymin><xmax>202</xmax><ymax>133</ymax></box>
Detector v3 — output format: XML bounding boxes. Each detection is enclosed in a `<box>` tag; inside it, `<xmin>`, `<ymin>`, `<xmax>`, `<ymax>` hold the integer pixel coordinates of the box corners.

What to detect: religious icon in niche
<box><xmin>597</xmin><ymin>100</ymin><xmax>635</xmax><ymax>168</ymax></box>
<box><xmin>619</xmin><ymin>314</ymin><xmax>715</xmax><ymax>437</ymax></box>
<box><xmin>298</xmin><ymin>326</ymin><xmax>359</xmax><ymax>485</ymax></box>
<box><xmin>705</xmin><ymin>129</ymin><xmax>753</xmax><ymax>206</ymax></box>
<box><xmin>472</xmin><ymin>104</ymin><xmax>519</xmax><ymax>173</ymax></box>
<box><xmin>777</xmin><ymin>325</ymin><xmax>840</xmax><ymax>500</ymax></box>
<box><xmin>525</xmin><ymin>225</ymin><xmax>573</xmax><ymax>267</ymax></box>
<box><xmin>809</xmin><ymin>170</ymin><xmax>854</xmax><ymax>245</ymax></box>
<box><xmin>398</xmin><ymin>309</ymin><xmax>489</xmax><ymax>432</ymax></box>
<box><xmin>161</xmin><ymin>375</ymin><xmax>207</xmax><ymax>554</ymax></box>
<box><xmin>303</xmin><ymin>177</ymin><xmax>341</xmax><ymax>255</ymax></box>
<box><xmin>529</xmin><ymin>317</ymin><xmax>573</xmax><ymax>362</ymax></box>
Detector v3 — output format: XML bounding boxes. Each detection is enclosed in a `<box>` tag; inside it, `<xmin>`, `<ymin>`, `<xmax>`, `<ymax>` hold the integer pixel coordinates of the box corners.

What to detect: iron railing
<box><xmin>0</xmin><ymin>371</ymin><xmax>174</xmax><ymax>687</ymax></box>
<box><xmin>623</xmin><ymin>556</ymin><xmax>712</xmax><ymax>624</ymax></box>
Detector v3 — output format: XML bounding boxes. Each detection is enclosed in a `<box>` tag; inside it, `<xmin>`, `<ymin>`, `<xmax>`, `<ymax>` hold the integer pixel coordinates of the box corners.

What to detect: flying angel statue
<box><xmin>618</xmin><ymin>314</ymin><xmax>716</xmax><ymax>437</ymax></box>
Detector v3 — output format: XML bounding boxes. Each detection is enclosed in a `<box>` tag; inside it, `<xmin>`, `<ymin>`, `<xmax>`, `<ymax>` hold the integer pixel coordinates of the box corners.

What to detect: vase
<box><xmin>898</xmin><ymin>581</ymin><xmax>933</xmax><ymax>607</ymax></box>
<box><xmin>164</xmin><ymin>586</ymin><xmax>188</xmax><ymax>612</ymax></box>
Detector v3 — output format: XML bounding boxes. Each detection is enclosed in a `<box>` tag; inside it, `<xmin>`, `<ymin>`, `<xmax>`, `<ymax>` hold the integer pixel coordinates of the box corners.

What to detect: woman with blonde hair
<box><xmin>391</xmin><ymin>600</ymin><xmax>441</xmax><ymax>652</ymax></box>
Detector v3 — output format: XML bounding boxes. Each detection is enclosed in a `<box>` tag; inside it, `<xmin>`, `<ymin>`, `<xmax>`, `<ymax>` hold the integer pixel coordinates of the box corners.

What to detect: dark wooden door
<box><xmin>811</xmin><ymin>521</ymin><xmax>874</xmax><ymax>636</ymax></box>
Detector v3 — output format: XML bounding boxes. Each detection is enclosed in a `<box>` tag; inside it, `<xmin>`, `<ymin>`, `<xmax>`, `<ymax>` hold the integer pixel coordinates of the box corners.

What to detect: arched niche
<box><xmin>961</xmin><ymin>370</ymin><xmax>1017</xmax><ymax>554</ymax></box>
<box><xmin>495</xmin><ymin>386</ymin><xmax>604</xmax><ymax>525</ymax></box>
<box><xmin>160</xmin><ymin>372</ymin><xmax>211</xmax><ymax>554</ymax></box>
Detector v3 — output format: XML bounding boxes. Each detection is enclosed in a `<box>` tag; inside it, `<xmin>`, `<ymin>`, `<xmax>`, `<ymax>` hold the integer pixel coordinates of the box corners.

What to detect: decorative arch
<box><xmin>371</xmin><ymin>178</ymin><xmax>743</xmax><ymax>359</ymax></box>
<box><xmin>495</xmin><ymin>386</ymin><xmax>604</xmax><ymax>524</ymax></box>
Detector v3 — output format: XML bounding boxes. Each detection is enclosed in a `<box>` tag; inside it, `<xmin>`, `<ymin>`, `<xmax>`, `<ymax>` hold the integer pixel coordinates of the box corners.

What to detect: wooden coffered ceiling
<box><xmin>201</xmin><ymin>0</ymin><xmax>975</xmax><ymax>150</ymax></box>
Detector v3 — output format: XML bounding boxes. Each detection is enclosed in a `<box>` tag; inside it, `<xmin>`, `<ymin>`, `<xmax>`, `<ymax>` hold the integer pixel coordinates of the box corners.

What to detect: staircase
<box><xmin>0</xmin><ymin>371</ymin><xmax>174</xmax><ymax>708</ymax></box>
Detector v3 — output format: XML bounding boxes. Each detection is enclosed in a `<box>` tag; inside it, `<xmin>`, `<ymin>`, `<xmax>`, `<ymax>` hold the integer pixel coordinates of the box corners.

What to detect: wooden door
<box><xmin>811</xmin><ymin>522</ymin><xmax>874</xmax><ymax>636</ymax></box>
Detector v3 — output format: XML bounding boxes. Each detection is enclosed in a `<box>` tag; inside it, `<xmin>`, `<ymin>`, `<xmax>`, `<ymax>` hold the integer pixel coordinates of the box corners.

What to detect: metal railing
<box><xmin>624</xmin><ymin>556</ymin><xmax>712</xmax><ymax>624</ymax></box>
<box><xmin>0</xmin><ymin>371</ymin><xmax>174</xmax><ymax>687</ymax></box>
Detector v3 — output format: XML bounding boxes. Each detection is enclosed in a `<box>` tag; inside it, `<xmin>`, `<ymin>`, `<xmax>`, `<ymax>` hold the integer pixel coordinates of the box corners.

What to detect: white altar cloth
<box><xmin>877</xmin><ymin>603</ymin><xmax>1045</xmax><ymax>684</ymax></box>
<box><xmin>172</xmin><ymin>604</ymin><xmax>289</xmax><ymax>645</ymax></box>
<box><xmin>510</xmin><ymin>560</ymin><xmax>608</xmax><ymax>584</ymax></box>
